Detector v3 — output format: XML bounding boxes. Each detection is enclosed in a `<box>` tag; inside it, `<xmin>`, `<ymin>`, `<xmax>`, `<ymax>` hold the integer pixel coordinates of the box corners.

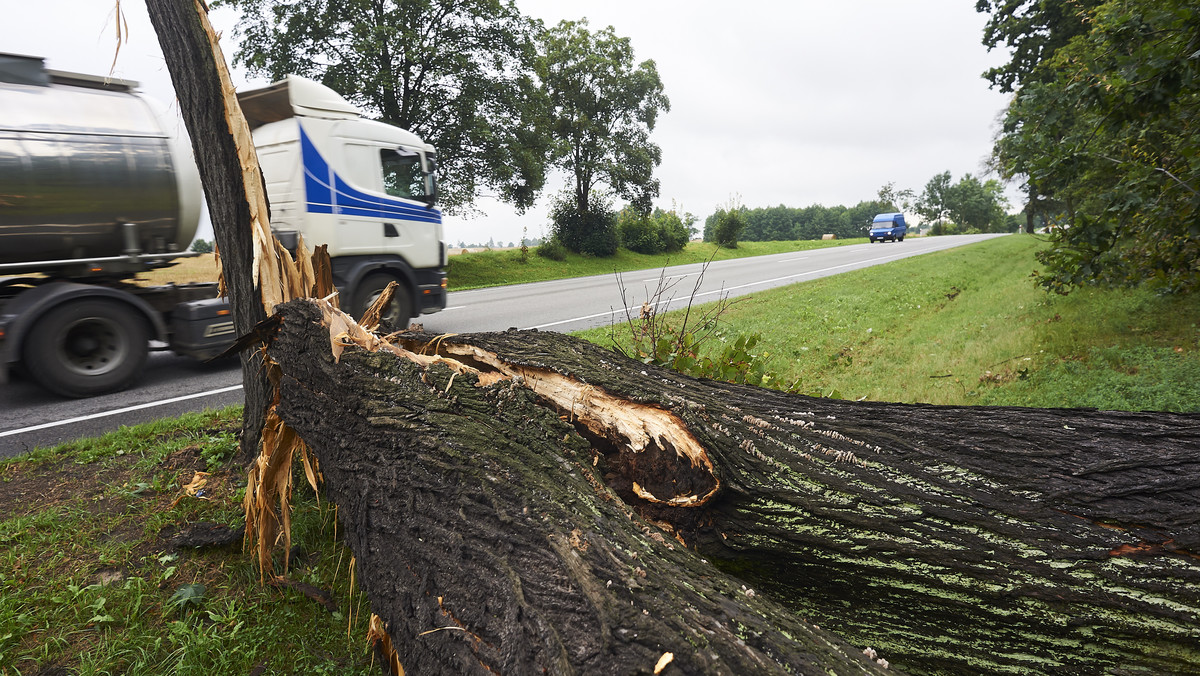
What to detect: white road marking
<box><xmin>0</xmin><ymin>385</ymin><xmax>244</xmax><ymax>438</ymax></box>
<box><xmin>641</xmin><ymin>273</ymin><xmax>691</xmax><ymax>283</ymax></box>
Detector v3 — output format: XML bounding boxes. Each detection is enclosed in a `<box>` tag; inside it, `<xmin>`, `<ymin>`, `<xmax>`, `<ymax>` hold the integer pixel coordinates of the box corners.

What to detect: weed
<box><xmin>606</xmin><ymin>260</ymin><xmax>775</xmax><ymax>386</ymax></box>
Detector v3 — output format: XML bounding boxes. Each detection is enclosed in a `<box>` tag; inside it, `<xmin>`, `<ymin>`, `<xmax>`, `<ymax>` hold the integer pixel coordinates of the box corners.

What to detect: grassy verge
<box><xmin>577</xmin><ymin>235</ymin><xmax>1200</xmax><ymax>412</ymax></box>
<box><xmin>445</xmin><ymin>238</ymin><xmax>865</xmax><ymax>291</ymax></box>
<box><xmin>0</xmin><ymin>409</ymin><xmax>375</xmax><ymax>676</ymax></box>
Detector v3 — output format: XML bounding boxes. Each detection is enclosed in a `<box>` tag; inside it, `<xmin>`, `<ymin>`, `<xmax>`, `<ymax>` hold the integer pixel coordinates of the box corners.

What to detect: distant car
<box><xmin>869</xmin><ymin>213</ymin><xmax>907</xmax><ymax>243</ymax></box>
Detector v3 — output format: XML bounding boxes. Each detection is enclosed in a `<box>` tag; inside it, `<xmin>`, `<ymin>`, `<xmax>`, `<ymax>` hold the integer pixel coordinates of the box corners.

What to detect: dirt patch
<box><xmin>0</xmin><ymin>454</ymin><xmax>135</xmax><ymax>520</ymax></box>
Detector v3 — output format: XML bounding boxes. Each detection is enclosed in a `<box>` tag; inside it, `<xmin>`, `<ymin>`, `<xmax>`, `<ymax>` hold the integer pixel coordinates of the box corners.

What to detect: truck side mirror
<box><xmin>422</xmin><ymin>174</ymin><xmax>437</xmax><ymax>208</ymax></box>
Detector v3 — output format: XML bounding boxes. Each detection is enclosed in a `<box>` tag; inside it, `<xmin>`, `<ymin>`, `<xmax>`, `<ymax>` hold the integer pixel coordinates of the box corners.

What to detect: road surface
<box><xmin>0</xmin><ymin>234</ymin><xmax>1005</xmax><ymax>457</ymax></box>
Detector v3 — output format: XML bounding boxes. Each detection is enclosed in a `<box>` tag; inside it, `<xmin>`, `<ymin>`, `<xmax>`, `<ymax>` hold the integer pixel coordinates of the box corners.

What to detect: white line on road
<box><xmin>641</xmin><ymin>273</ymin><xmax>691</xmax><ymax>283</ymax></box>
<box><xmin>779</xmin><ymin>256</ymin><xmax>810</xmax><ymax>262</ymax></box>
<box><xmin>0</xmin><ymin>385</ymin><xmax>244</xmax><ymax>438</ymax></box>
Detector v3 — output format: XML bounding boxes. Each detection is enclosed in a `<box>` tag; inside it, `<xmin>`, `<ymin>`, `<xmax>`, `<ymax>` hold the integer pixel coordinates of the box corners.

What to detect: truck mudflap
<box><xmin>170</xmin><ymin>297</ymin><xmax>238</xmax><ymax>360</ymax></box>
<box><xmin>414</xmin><ymin>268</ymin><xmax>448</xmax><ymax>314</ymax></box>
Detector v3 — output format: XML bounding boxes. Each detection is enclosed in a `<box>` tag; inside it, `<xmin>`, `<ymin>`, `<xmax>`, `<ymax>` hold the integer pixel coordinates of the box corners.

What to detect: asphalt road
<box><xmin>0</xmin><ymin>233</ymin><xmax>1005</xmax><ymax>457</ymax></box>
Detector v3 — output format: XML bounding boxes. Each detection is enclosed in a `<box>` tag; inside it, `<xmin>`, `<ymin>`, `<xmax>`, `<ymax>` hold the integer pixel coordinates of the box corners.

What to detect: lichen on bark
<box><xmin>263</xmin><ymin>298</ymin><xmax>1200</xmax><ymax>675</ymax></box>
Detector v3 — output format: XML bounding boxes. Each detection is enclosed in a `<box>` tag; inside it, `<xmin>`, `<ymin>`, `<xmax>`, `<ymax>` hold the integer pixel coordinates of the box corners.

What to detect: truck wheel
<box><xmin>353</xmin><ymin>274</ymin><xmax>413</xmax><ymax>332</ymax></box>
<box><xmin>23</xmin><ymin>299</ymin><xmax>149</xmax><ymax>398</ymax></box>
<box><xmin>898</xmin><ymin>235</ymin><xmax>905</xmax><ymax>242</ymax></box>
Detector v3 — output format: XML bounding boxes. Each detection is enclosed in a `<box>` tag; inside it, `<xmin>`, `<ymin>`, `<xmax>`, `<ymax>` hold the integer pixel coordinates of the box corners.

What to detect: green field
<box><xmin>576</xmin><ymin>235</ymin><xmax>1200</xmax><ymax>412</ymax></box>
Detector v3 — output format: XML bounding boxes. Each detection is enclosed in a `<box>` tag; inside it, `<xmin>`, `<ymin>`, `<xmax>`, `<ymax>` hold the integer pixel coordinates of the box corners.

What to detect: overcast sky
<box><xmin>3</xmin><ymin>1</ymin><xmax>1015</xmax><ymax>245</ymax></box>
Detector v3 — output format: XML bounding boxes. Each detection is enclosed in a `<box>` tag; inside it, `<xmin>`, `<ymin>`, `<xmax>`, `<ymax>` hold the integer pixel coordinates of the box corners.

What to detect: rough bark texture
<box><xmin>265</xmin><ymin>299</ymin><xmax>1200</xmax><ymax>675</ymax></box>
<box><xmin>145</xmin><ymin>0</ymin><xmax>270</xmax><ymax>460</ymax></box>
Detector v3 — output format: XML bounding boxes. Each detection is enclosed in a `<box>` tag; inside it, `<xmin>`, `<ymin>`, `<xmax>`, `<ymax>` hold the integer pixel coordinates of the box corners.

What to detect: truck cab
<box><xmin>869</xmin><ymin>213</ymin><xmax>907</xmax><ymax>243</ymax></box>
<box><xmin>238</xmin><ymin>76</ymin><xmax>448</xmax><ymax>327</ymax></box>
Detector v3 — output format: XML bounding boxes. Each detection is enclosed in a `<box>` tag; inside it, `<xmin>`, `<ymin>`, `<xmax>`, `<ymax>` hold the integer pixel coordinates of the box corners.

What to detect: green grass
<box><xmin>446</xmin><ymin>238</ymin><xmax>866</xmax><ymax>291</ymax></box>
<box><xmin>0</xmin><ymin>409</ymin><xmax>376</xmax><ymax>676</ymax></box>
<box><xmin>576</xmin><ymin>235</ymin><xmax>1200</xmax><ymax>412</ymax></box>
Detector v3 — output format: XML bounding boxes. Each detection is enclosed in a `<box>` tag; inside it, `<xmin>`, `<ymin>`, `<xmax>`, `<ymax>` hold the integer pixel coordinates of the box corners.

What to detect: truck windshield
<box><xmin>380</xmin><ymin>148</ymin><xmax>425</xmax><ymax>199</ymax></box>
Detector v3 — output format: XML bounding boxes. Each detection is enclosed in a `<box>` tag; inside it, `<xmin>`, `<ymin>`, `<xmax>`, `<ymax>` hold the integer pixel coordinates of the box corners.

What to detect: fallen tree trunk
<box><xmin>264</xmin><ymin>299</ymin><xmax>1200</xmax><ymax>675</ymax></box>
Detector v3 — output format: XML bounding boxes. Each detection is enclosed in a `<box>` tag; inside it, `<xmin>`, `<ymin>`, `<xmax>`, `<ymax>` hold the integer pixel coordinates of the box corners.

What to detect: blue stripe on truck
<box><xmin>300</xmin><ymin>125</ymin><xmax>440</xmax><ymax>224</ymax></box>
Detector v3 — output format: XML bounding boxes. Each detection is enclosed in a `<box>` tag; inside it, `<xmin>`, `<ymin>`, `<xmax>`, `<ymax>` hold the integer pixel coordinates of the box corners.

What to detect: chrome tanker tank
<box><xmin>0</xmin><ymin>54</ymin><xmax>202</xmax><ymax>272</ymax></box>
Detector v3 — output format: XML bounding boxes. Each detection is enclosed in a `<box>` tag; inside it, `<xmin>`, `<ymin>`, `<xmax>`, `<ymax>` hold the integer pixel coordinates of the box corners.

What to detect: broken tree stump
<box><xmin>264</xmin><ymin>298</ymin><xmax>1200</xmax><ymax>675</ymax></box>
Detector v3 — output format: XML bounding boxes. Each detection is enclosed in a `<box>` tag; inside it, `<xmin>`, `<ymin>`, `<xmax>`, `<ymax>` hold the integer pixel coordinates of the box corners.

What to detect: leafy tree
<box><xmin>214</xmin><ymin>0</ymin><xmax>549</xmax><ymax>214</ymax></box>
<box><xmin>538</xmin><ymin>19</ymin><xmax>670</xmax><ymax>222</ymax></box>
<box><xmin>976</xmin><ymin>0</ymin><xmax>1104</xmax><ymax>93</ymax></box>
<box><xmin>947</xmin><ymin>174</ymin><xmax>1009</xmax><ymax>233</ymax></box>
<box><xmin>876</xmin><ymin>182</ymin><xmax>915</xmax><ymax>213</ymax></box>
<box><xmin>711</xmin><ymin>207</ymin><xmax>747</xmax><ymax>249</ymax></box>
<box><xmin>189</xmin><ymin>238</ymin><xmax>214</xmax><ymax>254</ymax></box>
<box><xmin>983</xmin><ymin>0</ymin><xmax>1200</xmax><ymax>292</ymax></box>
<box><xmin>915</xmin><ymin>171</ymin><xmax>953</xmax><ymax>227</ymax></box>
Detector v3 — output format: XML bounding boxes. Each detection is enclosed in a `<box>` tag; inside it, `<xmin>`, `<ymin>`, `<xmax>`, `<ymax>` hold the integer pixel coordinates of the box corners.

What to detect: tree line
<box><xmin>700</xmin><ymin>173</ymin><xmax>1013</xmax><ymax>246</ymax></box>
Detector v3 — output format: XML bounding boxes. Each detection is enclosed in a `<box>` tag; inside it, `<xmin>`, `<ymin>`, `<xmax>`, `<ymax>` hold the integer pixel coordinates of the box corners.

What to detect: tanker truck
<box><xmin>0</xmin><ymin>54</ymin><xmax>447</xmax><ymax>398</ymax></box>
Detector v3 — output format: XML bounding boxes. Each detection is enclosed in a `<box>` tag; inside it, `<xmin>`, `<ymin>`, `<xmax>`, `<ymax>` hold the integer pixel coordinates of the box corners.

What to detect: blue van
<box><xmin>869</xmin><ymin>213</ymin><xmax>907</xmax><ymax>243</ymax></box>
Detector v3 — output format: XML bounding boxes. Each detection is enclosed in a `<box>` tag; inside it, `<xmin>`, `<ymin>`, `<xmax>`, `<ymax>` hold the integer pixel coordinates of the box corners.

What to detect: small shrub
<box><xmin>654</xmin><ymin>209</ymin><xmax>691</xmax><ymax>253</ymax></box>
<box><xmin>713</xmin><ymin>208</ymin><xmax>747</xmax><ymax>248</ymax></box>
<box><xmin>189</xmin><ymin>239</ymin><xmax>214</xmax><ymax>254</ymax></box>
<box><xmin>550</xmin><ymin>192</ymin><xmax>619</xmax><ymax>257</ymax></box>
<box><xmin>617</xmin><ymin>208</ymin><xmax>662</xmax><ymax>254</ymax></box>
<box><xmin>536</xmin><ymin>236</ymin><xmax>568</xmax><ymax>261</ymax></box>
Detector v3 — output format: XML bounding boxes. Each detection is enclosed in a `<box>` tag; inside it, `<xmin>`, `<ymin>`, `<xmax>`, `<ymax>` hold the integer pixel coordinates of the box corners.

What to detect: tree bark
<box><xmin>145</xmin><ymin>0</ymin><xmax>271</xmax><ymax>460</ymax></box>
<box><xmin>264</xmin><ymin>299</ymin><xmax>1200</xmax><ymax>675</ymax></box>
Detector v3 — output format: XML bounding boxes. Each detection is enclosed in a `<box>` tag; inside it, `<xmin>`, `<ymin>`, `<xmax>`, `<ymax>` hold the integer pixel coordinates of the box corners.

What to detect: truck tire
<box><xmin>352</xmin><ymin>273</ymin><xmax>413</xmax><ymax>332</ymax></box>
<box><xmin>22</xmin><ymin>298</ymin><xmax>149</xmax><ymax>398</ymax></box>
<box><xmin>898</xmin><ymin>234</ymin><xmax>905</xmax><ymax>242</ymax></box>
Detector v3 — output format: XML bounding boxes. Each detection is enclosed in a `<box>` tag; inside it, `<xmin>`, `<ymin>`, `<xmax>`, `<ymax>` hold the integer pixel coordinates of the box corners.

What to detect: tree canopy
<box><xmin>914</xmin><ymin>171</ymin><xmax>953</xmax><ymax>227</ymax></box>
<box><xmin>980</xmin><ymin>0</ymin><xmax>1200</xmax><ymax>293</ymax></box>
<box><xmin>538</xmin><ymin>19</ymin><xmax>669</xmax><ymax>219</ymax></box>
<box><xmin>976</xmin><ymin>0</ymin><xmax>1104</xmax><ymax>93</ymax></box>
<box><xmin>214</xmin><ymin>0</ymin><xmax>549</xmax><ymax>214</ymax></box>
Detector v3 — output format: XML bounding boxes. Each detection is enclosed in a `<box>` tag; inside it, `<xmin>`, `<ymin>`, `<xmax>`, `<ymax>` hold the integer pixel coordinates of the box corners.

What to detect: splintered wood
<box><xmin>313</xmin><ymin>298</ymin><xmax>721</xmax><ymax>507</ymax></box>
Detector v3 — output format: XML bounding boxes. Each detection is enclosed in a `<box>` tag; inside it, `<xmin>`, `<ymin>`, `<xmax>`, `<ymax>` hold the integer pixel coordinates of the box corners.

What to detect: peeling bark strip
<box><xmin>265</xmin><ymin>299</ymin><xmax>1200</xmax><ymax>675</ymax></box>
